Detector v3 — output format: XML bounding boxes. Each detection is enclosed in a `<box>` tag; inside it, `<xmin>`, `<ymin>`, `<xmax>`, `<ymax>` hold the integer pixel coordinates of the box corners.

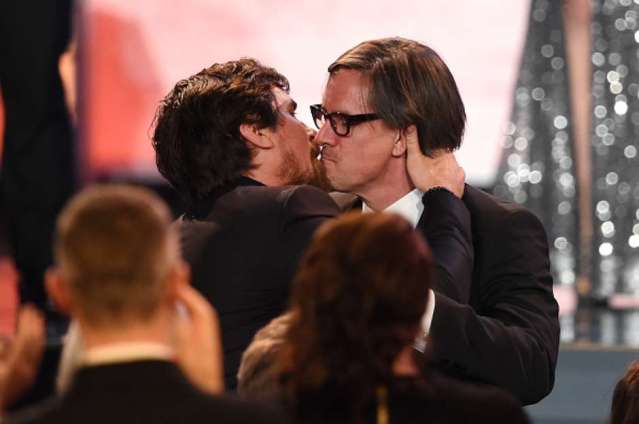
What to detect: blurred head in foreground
<box><xmin>611</xmin><ymin>360</ymin><xmax>639</xmax><ymax>424</ymax></box>
<box><xmin>45</xmin><ymin>184</ymin><xmax>186</xmax><ymax>340</ymax></box>
<box><xmin>277</xmin><ymin>212</ymin><xmax>433</xmax><ymax>416</ymax></box>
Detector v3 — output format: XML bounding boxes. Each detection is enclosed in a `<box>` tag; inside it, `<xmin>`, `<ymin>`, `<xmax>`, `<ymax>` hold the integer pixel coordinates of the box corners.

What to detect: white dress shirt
<box><xmin>83</xmin><ymin>342</ymin><xmax>174</xmax><ymax>366</ymax></box>
<box><xmin>362</xmin><ymin>188</ymin><xmax>436</xmax><ymax>349</ymax></box>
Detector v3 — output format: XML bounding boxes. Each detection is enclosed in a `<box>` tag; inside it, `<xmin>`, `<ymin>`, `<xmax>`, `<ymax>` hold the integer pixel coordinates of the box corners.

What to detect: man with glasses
<box><xmin>312</xmin><ymin>37</ymin><xmax>559</xmax><ymax>405</ymax></box>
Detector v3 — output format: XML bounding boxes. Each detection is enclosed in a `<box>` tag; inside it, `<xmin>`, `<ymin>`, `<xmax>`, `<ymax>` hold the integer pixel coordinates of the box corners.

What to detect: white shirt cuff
<box><xmin>414</xmin><ymin>289</ymin><xmax>436</xmax><ymax>353</ymax></box>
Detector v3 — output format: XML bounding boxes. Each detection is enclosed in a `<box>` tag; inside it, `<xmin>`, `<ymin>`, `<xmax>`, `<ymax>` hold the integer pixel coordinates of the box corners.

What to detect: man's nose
<box><xmin>315</xmin><ymin>121</ymin><xmax>337</xmax><ymax>147</ymax></box>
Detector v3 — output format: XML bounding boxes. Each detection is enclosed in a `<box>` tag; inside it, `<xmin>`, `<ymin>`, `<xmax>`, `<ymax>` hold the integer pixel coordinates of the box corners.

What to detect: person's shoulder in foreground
<box><xmin>401</xmin><ymin>371</ymin><xmax>530</xmax><ymax>423</ymax></box>
<box><xmin>7</xmin><ymin>366</ymin><xmax>289</xmax><ymax>424</ymax></box>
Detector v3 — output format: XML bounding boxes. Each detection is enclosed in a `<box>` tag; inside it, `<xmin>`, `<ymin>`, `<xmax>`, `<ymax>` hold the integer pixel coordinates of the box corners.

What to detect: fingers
<box><xmin>14</xmin><ymin>305</ymin><xmax>45</xmax><ymax>364</ymax></box>
<box><xmin>404</xmin><ymin>126</ymin><xmax>421</xmax><ymax>156</ymax></box>
<box><xmin>16</xmin><ymin>305</ymin><xmax>45</xmax><ymax>338</ymax></box>
<box><xmin>175</xmin><ymin>283</ymin><xmax>217</xmax><ymax>324</ymax></box>
<box><xmin>0</xmin><ymin>305</ymin><xmax>46</xmax><ymax>410</ymax></box>
<box><xmin>172</xmin><ymin>284</ymin><xmax>224</xmax><ymax>394</ymax></box>
<box><xmin>403</xmin><ymin>127</ymin><xmax>465</xmax><ymax>196</ymax></box>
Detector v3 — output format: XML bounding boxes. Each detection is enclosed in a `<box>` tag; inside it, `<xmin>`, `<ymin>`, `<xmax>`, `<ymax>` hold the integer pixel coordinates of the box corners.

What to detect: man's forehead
<box><xmin>323</xmin><ymin>69</ymin><xmax>370</xmax><ymax>111</ymax></box>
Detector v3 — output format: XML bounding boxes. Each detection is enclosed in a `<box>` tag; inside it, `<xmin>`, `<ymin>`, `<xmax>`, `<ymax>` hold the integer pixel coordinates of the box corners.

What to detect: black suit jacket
<box><xmin>7</xmin><ymin>360</ymin><xmax>286</xmax><ymax>423</ymax></box>
<box><xmin>292</xmin><ymin>371</ymin><xmax>529</xmax><ymax>424</ymax></box>
<box><xmin>179</xmin><ymin>177</ymin><xmax>340</xmax><ymax>390</ymax></box>
<box><xmin>429</xmin><ymin>185</ymin><xmax>559</xmax><ymax>404</ymax></box>
<box><xmin>330</xmin><ymin>188</ymin><xmax>474</xmax><ymax>305</ymax></box>
<box><xmin>334</xmin><ymin>186</ymin><xmax>559</xmax><ymax>405</ymax></box>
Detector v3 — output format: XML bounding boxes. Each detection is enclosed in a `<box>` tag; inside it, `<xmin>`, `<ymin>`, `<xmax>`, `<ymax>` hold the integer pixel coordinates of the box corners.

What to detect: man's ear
<box><xmin>392</xmin><ymin>125</ymin><xmax>417</xmax><ymax>157</ymax></box>
<box><xmin>45</xmin><ymin>267</ymin><xmax>73</xmax><ymax>315</ymax></box>
<box><xmin>166</xmin><ymin>260</ymin><xmax>191</xmax><ymax>303</ymax></box>
<box><xmin>239</xmin><ymin>123</ymin><xmax>275</xmax><ymax>150</ymax></box>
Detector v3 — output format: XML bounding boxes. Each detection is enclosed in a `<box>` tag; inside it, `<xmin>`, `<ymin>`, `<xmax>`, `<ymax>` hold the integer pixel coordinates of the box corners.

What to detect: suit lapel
<box><xmin>329</xmin><ymin>192</ymin><xmax>361</xmax><ymax>213</ymax></box>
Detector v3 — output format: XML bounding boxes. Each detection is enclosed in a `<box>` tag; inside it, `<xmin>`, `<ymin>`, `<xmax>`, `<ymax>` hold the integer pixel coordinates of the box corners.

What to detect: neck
<box><xmin>244</xmin><ymin>170</ymin><xmax>285</xmax><ymax>187</ymax></box>
<box><xmin>392</xmin><ymin>346</ymin><xmax>420</xmax><ymax>377</ymax></box>
<box><xmin>245</xmin><ymin>151</ymin><xmax>287</xmax><ymax>187</ymax></box>
<box><xmin>78</xmin><ymin>308</ymin><xmax>173</xmax><ymax>351</ymax></box>
<box><xmin>358</xmin><ymin>159</ymin><xmax>413</xmax><ymax>211</ymax></box>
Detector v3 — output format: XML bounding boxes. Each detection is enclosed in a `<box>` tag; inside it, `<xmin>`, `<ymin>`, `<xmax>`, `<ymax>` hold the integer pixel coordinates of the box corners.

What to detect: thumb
<box><xmin>404</xmin><ymin>126</ymin><xmax>421</xmax><ymax>156</ymax></box>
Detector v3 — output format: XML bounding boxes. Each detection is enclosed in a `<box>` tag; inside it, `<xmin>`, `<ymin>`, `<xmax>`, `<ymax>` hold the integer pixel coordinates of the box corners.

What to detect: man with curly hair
<box><xmin>152</xmin><ymin>59</ymin><xmax>340</xmax><ymax>390</ymax></box>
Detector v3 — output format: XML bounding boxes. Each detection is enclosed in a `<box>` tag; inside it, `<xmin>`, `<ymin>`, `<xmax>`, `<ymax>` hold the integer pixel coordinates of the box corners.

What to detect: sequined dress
<box><xmin>494</xmin><ymin>0</ymin><xmax>639</xmax><ymax>299</ymax></box>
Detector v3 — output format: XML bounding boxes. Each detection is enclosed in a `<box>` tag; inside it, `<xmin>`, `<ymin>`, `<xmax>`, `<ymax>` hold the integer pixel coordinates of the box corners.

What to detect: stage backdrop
<box><xmin>81</xmin><ymin>0</ymin><xmax>530</xmax><ymax>186</ymax></box>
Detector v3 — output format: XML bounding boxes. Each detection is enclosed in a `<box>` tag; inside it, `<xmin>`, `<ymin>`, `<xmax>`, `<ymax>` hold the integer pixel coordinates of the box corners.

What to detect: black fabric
<box><xmin>5</xmin><ymin>342</ymin><xmax>62</xmax><ymax>413</ymax></box>
<box><xmin>291</xmin><ymin>372</ymin><xmax>529</xmax><ymax>424</ymax></box>
<box><xmin>334</xmin><ymin>186</ymin><xmax>559</xmax><ymax>405</ymax></box>
<box><xmin>429</xmin><ymin>185</ymin><xmax>560</xmax><ymax>405</ymax></box>
<box><xmin>0</xmin><ymin>0</ymin><xmax>76</xmax><ymax>308</ymax></box>
<box><xmin>419</xmin><ymin>188</ymin><xmax>473</xmax><ymax>303</ymax></box>
<box><xmin>331</xmin><ymin>188</ymin><xmax>474</xmax><ymax>303</ymax></box>
<box><xmin>7</xmin><ymin>360</ymin><xmax>286</xmax><ymax>423</ymax></box>
<box><xmin>180</xmin><ymin>180</ymin><xmax>340</xmax><ymax>390</ymax></box>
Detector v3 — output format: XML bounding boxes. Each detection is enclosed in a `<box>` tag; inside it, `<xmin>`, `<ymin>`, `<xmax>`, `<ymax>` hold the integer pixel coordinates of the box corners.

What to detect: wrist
<box><xmin>423</xmin><ymin>186</ymin><xmax>453</xmax><ymax>196</ymax></box>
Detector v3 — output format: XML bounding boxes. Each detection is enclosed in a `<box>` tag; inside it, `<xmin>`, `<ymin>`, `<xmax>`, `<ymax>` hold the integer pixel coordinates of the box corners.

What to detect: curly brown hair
<box><xmin>151</xmin><ymin>58</ymin><xmax>289</xmax><ymax>211</ymax></box>
<box><xmin>278</xmin><ymin>212</ymin><xmax>433</xmax><ymax>419</ymax></box>
<box><xmin>611</xmin><ymin>360</ymin><xmax>639</xmax><ymax>424</ymax></box>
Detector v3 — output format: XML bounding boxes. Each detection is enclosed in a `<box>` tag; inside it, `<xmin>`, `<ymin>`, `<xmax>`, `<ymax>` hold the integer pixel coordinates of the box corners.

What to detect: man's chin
<box><xmin>306</xmin><ymin>159</ymin><xmax>333</xmax><ymax>192</ymax></box>
<box><xmin>301</xmin><ymin>169</ymin><xmax>333</xmax><ymax>192</ymax></box>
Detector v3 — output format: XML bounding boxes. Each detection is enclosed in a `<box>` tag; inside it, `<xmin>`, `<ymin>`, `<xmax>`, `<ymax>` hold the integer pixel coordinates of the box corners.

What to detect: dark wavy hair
<box><xmin>611</xmin><ymin>360</ymin><xmax>639</xmax><ymax>424</ymax></box>
<box><xmin>328</xmin><ymin>37</ymin><xmax>466</xmax><ymax>155</ymax></box>
<box><xmin>278</xmin><ymin>212</ymin><xmax>433</xmax><ymax>420</ymax></box>
<box><xmin>151</xmin><ymin>58</ymin><xmax>289</xmax><ymax>210</ymax></box>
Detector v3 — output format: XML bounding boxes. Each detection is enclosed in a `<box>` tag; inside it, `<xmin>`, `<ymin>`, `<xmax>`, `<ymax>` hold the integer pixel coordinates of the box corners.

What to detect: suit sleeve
<box><xmin>419</xmin><ymin>188</ymin><xmax>474</xmax><ymax>303</ymax></box>
<box><xmin>277</xmin><ymin>185</ymin><xmax>340</xmax><ymax>269</ymax></box>
<box><xmin>429</xmin><ymin>208</ymin><xmax>559</xmax><ymax>405</ymax></box>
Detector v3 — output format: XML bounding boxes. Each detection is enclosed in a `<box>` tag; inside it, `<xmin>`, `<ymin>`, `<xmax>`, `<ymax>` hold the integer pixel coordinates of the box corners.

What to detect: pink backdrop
<box><xmin>81</xmin><ymin>0</ymin><xmax>530</xmax><ymax>185</ymax></box>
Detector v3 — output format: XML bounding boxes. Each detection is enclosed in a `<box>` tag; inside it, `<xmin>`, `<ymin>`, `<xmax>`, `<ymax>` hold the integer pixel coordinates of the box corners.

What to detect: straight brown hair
<box><xmin>329</xmin><ymin>37</ymin><xmax>466</xmax><ymax>155</ymax></box>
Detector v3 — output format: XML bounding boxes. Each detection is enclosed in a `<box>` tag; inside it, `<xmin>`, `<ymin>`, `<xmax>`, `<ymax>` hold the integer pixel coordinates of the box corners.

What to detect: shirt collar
<box><xmin>362</xmin><ymin>188</ymin><xmax>424</xmax><ymax>228</ymax></box>
<box><xmin>83</xmin><ymin>342</ymin><xmax>174</xmax><ymax>367</ymax></box>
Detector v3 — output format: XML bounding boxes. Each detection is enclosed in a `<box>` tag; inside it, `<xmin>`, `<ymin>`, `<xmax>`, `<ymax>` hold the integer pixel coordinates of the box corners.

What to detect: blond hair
<box><xmin>54</xmin><ymin>184</ymin><xmax>177</xmax><ymax>326</ymax></box>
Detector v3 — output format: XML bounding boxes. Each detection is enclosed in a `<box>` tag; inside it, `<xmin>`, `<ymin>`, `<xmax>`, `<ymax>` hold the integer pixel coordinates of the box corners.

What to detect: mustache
<box><xmin>308</xmin><ymin>146</ymin><xmax>333</xmax><ymax>191</ymax></box>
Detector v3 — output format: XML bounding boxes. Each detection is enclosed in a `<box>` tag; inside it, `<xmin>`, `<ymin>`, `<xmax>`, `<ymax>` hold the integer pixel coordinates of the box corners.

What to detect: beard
<box><xmin>277</xmin><ymin>144</ymin><xmax>333</xmax><ymax>191</ymax></box>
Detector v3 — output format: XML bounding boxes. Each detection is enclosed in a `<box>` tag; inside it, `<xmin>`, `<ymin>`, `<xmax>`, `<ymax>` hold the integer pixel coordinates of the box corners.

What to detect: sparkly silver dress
<box><xmin>494</xmin><ymin>0</ymin><xmax>639</xmax><ymax>299</ymax></box>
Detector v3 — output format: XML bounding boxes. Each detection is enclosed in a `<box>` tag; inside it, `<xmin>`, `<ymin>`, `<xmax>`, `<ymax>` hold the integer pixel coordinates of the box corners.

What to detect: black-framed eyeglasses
<box><xmin>310</xmin><ymin>104</ymin><xmax>380</xmax><ymax>137</ymax></box>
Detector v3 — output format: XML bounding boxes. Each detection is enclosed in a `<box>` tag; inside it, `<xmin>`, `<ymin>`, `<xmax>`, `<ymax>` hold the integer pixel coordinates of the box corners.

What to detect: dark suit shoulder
<box><xmin>7</xmin><ymin>361</ymin><xmax>288</xmax><ymax>424</ymax></box>
<box><xmin>277</xmin><ymin>185</ymin><xmax>339</xmax><ymax>225</ymax></box>
<box><xmin>463</xmin><ymin>184</ymin><xmax>532</xmax><ymax>217</ymax></box>
<box><xmin>196</xmin><ymin>185</ymin><xmax>336</xmax><ymax>221</ymax></box>
<box><xmin>385</xmin><ymin>373</ymin><xmax>528</xmax><ymax>423</ymax></box>
<box><xmin>212</xmin><ymin>184</ymin><xmax>338</xmax><ymax>233</ymax></box>
<box><xmin>462</xmin><ymin>185</ymin><xmax>545</xmax><ymax>236</ymax></box>
<box><xmin>6</xmin><ymin>397</ymin><xmax>61</xmax><ymax>424</ymax></box>
<box><xmin>8</xmin><ymin>393</ymin><xmax>286</xmax><ymax>424</ymax></box>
